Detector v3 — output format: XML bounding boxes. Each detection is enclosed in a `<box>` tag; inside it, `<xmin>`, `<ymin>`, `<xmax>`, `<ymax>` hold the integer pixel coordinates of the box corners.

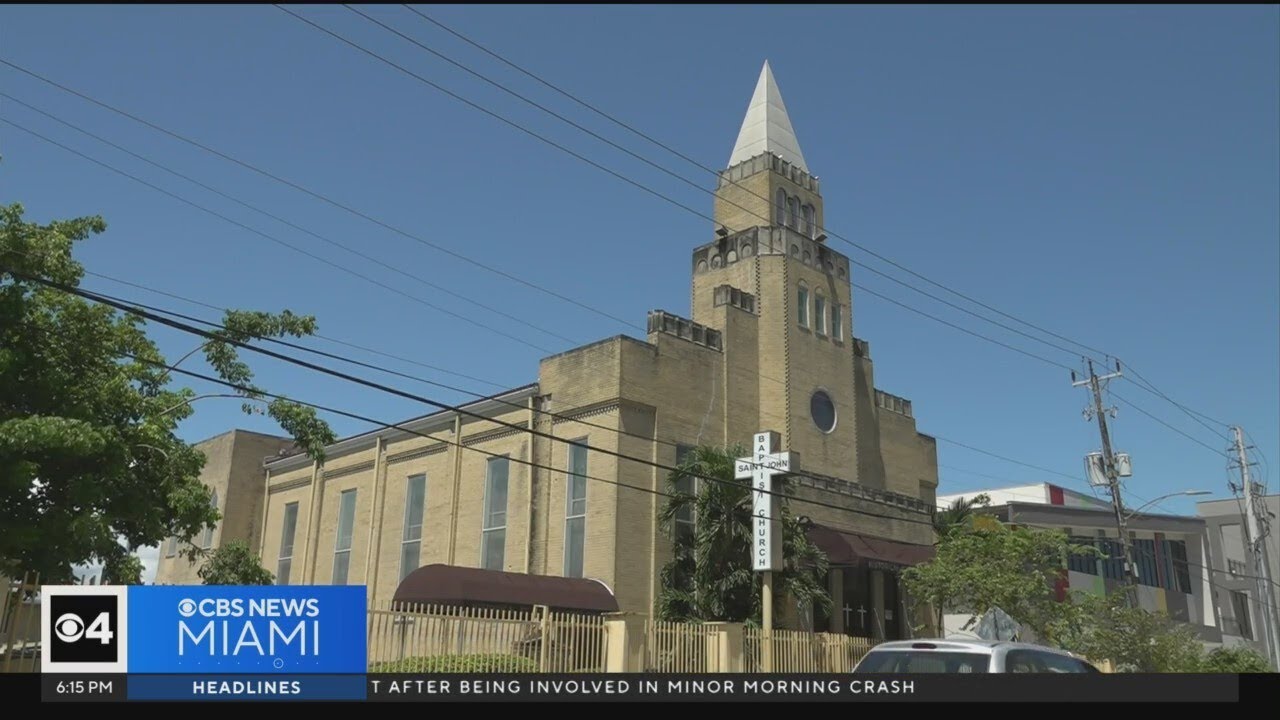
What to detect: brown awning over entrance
<box><xmin>393</xmin><ymin>564</ymin><xmax>619</xmax><ymax>613</ymax></box>
<box><xmin>807</xmin><ymin>525</ymin><xmax>935</xmax><ymax>568</ymax></box>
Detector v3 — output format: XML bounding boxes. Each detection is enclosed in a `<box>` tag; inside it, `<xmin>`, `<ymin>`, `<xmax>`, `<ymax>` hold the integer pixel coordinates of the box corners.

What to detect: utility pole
<box><xmin>1073</xmin><ymin>359</ymin><xmax>1138</xmax><ymax>605</ymax></box>
<box><xmin>1230</xmin><ymin>427</ymin><xmax>1280</xmax><ymax>669</ymax></box>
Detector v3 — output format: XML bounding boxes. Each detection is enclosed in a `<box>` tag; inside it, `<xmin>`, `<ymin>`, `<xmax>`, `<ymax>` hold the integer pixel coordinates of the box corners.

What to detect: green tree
<box><xmin>656</xmin><ymin>444</ymin><xmax>830</xmax><ymax>626</ymax></box>
<box><xmin>933</xmin><ymin>493</ymin><xmax>991</xmax><ymax>539</ymax></box>
<box><xmin>101</xmin><ymin>553</ymin><xmax>145</xmax><ymax>585</ymax></box>
<box><xmin>0</xmin><ymin>203</ymin><xmax>335</xmax><ymax>583</ymax></box>
<box><xmin>1198</xmin><ymin>645</ymin><xmax>1273</xmax><ymax>673</ymax></box>
<box><xmin>198</xmin><ymin>541</ymin><xmax>275</xmax><ymax>585</ymax></box>
<box><xmin>1052</xmin><ymin>591</ymin><xmax>1205</xmax><ymax>672</ymax></box>
<box><xmin>902</xmin><ymin>522</ymin><xmax>1096</xmax><ymax>640</ymax></box>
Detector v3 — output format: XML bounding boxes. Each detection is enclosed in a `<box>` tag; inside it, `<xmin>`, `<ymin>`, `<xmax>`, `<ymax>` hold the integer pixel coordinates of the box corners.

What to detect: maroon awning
<box><xmin>393</xmin><ymin>564</ymin><xmax>619</xmax><ymax>613</ymax></box>
<box><xmin>807</xmin><ymin>525</ymin><xmax>935</xmax><ymax>568</ymax></box>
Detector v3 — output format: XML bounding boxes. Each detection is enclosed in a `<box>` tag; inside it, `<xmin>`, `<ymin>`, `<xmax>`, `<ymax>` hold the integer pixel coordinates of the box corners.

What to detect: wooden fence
<box><xmin>366</xmin><ymin>602</ymin><xmax>606</xmax><ymax>673</ymax></box>
<box><xmin>1</xmin><ymin>573</ymin><xmax>41</xmax><ymax>673</ymax></box>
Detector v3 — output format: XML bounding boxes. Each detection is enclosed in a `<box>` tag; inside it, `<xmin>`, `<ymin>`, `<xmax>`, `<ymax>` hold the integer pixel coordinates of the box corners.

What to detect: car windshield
<box><xmin>855</xmin><ymin>650</ymin><xmax>990</xmax><ymax>673</ymax></box>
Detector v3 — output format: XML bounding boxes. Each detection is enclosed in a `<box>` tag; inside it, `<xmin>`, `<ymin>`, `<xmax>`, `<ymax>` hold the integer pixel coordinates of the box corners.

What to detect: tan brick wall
<box><xmin>153</xmin><ymin>430</ymin><xmax>292</xmax><ymax>586</ymax></box>
<box><xmin>878</xmin><ymin>410</ymin><xmax>940</xmax><ymax>505</ymax></box>
<box><xmin>237</xmin><ymin>156</ymin><xmax>941</xmax><ymax>621</ymax></box>
<box><xmin>310</xmin><ymin>445</ymin><xmax>378</xmax><ymax>586</ymax></box>
<box><xmin>854</xmin><ymin>354</ymin><xmax>888</xmax><ymax>490</ymax></box>
<box><xmin>712</xmin><ymin>156</ymin><xmax>824</xmax><ymax>236</ymax></box>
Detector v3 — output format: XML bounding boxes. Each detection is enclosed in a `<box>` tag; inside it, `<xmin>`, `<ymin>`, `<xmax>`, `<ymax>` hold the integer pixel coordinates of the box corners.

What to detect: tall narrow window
<box><xmin>775</xmin><ymin>189</ymin><xmax>787</xmax><ymax>225</ymax></box>
<box><xmin>1231</xmin><ymin>591</ymin><xmax>1253</xmax><ymax>639</ymax></box>
<box><xmin>165</xmin><ymin>537</ymin><xmax>178</xmax><ymax>558</ymax></box>
<box><xmin>1168</xmin><ymin>540</ymin><xmax>1192</xmax><ymax>594</ymax></box>
<box><xmin>831</xmin><ymin>303</ymin><xmax>843</xmax><ymax>341</ymax></box>
<box><xmin>814</xmin><ymin>294</ymin><xmax>827</xmax><ymax>336</ymax></box>
<box><xmin>673</xmin><ymin>444</ymin><xmax>697</xmax><ymax>545</ymax></box>
<box><xmin>481</xmin><ymin>457</ymin><xmax>509</xmax><ymax>571</ymax></box>
<box><xmin>332</xmin><ymin>489</ymin><xmax>357</xmax><ymax>585</ymax></box>
<box><xmin>277</xmin><ymin>502</ymin><xmax>299</xmax><ymax>585</ymax></box>
<box><xmin>787</xmin><ymin>196</ymin><xmax>799</xmax><ymax>229</ymax></box>
<box><xmin>399</xmin><ymin>474</ymin><xmax>427</xmax><ymax>583</ymax></box>
<box><xmin>564</xmin><ymin>442</ymin><xmax>588</xmax><ymax>578</ymax></box>
<box><xmin>803</xmin><ymin>204</ymin><xmax>815</xmax><ymax>237</ymax></box>
<box><xmin>202</xmin><ymin>490</ymin><xmax>219</xmax><ymax>549</ymax></box>
<box><xmin>797</xmin><ymin>282</ymin><xmax>809</xmax><ymax>327</ymax></box>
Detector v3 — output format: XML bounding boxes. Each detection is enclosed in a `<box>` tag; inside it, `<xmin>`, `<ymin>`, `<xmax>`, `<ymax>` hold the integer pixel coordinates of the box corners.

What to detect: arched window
<box><xmin>726</xmin><ymin>249</ymin><xmax>738</xmax><ymax>264</ymax></box>
<box><xmin>803</xmin><ymin>205</ymin><xmax>815</xmax><ymax>237</ymax></box>
<box><xmin>202</xmin><ymin>490</ymin><xmax>218</xmax><ymax>549</ymax></box>
<box><xmin>775</xmin><ymin>189</ymin><xmax>787</xmax><ymax>225</ymax></box>
<box><xmin>787</xmin><ymin>196</ymin><xmax>799</xmax><ymax>230</ymax></box>
<box><xmin>797</xmin><ymin>282</ymin><xmax>810</xmax><ymax>328</ymax></box>
<box><xmin>814</xmin><ymin>292</ymin><xmax>827</xmax><ymax>336</ymax></box>
<box><xmin>790</xmin><ymin>244</ymin><xmax>800</xmax><ymax>258</ymax></box>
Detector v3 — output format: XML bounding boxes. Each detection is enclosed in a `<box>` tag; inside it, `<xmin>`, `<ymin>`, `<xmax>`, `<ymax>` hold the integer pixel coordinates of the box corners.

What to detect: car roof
<box><xmin>867</xmin><ymin>639</ymin><xmax>1080</xmax><ymax>657</ymax></box>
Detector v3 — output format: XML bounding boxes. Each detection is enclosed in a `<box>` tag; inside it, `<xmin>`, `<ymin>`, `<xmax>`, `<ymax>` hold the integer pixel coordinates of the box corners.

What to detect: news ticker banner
<box><xmin>34</xmin><ymin>673</ymin><xmax>1258</xmax><ymax>703</ymax></box>
<box><xmin>30</xmin><ymin>584</ymin><xmax>1264</xmax><ymax>703</ymax></box>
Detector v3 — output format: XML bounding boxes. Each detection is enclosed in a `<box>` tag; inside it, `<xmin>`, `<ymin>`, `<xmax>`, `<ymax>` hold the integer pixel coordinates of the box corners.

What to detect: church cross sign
<box><xmin>735</xmin><ymin>431</ymin><xmax>799</xmax><ymax>572</ymax></box>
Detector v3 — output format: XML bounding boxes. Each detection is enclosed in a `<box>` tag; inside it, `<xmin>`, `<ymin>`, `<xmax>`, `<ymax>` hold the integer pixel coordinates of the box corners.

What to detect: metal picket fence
<box><xmin>366</xmin><ymin>602</ymin><xmax>606</xmax><ymax>673</ymax></box>
<box><xmin>1</xmin><ymin>572</ymin><xmax>41</xmax><ymax>673</ymax></box>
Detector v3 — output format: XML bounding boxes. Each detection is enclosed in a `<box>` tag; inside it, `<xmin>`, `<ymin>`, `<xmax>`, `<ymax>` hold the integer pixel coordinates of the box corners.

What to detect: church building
<box><xmin>155</xmin><ymin>62</ymin><xmax>940</xmax><ymax>640</ymax></box>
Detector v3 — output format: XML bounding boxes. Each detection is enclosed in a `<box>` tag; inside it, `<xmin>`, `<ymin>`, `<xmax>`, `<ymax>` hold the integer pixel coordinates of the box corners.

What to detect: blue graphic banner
<box><xmin>127</xmin><ymin>674</ymin><xmax>366</xmax><ymax>701</ymax></box>
<box><xmin>126</xmin><ymin>586</ymin><xmax>367</xmax><ymax>674</ymax></box>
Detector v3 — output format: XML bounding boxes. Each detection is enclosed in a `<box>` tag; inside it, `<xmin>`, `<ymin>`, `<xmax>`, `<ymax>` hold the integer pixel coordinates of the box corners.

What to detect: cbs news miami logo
<box><xmin>41</xmin><ymin>585</ymin><xmax>129</xmax><ymax>673</ymax></box>
<box><xmin>41</xmin><ymin>585</ymin><xmax>366</xmax><ymax>674</ymax></box>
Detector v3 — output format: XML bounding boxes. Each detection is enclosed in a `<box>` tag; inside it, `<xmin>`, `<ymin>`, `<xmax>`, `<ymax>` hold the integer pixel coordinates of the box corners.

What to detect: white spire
<box><xmin>727</xmin><ymin>60</ymin><xmax>808</xmax><ymax>172</ymax></box>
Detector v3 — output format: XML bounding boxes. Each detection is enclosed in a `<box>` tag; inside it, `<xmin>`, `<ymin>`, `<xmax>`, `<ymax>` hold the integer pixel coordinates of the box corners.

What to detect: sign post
<box><xmin>735</xmin><ymin>431</ymin><xmax>799</xmax><ymax>673</ymax></box>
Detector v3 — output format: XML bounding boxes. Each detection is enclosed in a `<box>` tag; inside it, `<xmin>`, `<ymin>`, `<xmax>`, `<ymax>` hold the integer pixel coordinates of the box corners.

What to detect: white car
<box><xmin>852</xmin><ymin>639</ymin><xmax>1101</xmax><ymax>674</ymax></box>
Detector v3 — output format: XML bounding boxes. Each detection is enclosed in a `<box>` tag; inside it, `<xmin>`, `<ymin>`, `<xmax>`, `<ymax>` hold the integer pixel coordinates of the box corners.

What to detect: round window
<box><xmin>810</xmin><ymin>390</ymin><xmax>837</xmax><ymax>433</ymax></box>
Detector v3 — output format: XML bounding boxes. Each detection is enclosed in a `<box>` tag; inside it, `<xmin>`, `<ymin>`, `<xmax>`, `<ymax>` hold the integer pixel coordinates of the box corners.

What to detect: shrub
<box><xmin>369</xmin><ymin>653</ymin><xmax>538</xmax><ymax>673</ymax></box>
<box><xmin>1199</xmin><ymin>646</ymin><xmax>1273</xmax><ymax>673</ymax></box>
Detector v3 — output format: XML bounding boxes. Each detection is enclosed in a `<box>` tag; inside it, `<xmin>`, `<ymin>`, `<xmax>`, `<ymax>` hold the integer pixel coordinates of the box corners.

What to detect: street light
<box><xmin>1123</xmin><ymin>490</ymin><xmax>1210</xmax><ymax>521</ymax></box>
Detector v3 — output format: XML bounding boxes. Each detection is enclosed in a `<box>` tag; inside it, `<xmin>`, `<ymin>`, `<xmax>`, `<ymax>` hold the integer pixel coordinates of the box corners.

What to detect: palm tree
<box><xmin>657</xmin><ymin>444</ymin><xmax>830</xmax><ymax>626</ymax></box>
<box><xmin>932</xmin><ymin>493</ymin><xmax>991</xmax><ymax>540</ymax></box>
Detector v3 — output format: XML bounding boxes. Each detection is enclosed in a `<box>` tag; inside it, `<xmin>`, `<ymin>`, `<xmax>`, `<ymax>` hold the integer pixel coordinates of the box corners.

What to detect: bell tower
<box><xmin>689</xmin><ymin>61</ymin><xmax>862</xmax><ymax>485</ymax></box>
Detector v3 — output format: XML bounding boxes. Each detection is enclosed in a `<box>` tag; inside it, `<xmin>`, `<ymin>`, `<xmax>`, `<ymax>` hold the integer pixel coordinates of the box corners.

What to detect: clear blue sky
<box><xmin>4</xmin><ymin>5</ymin><xmax>1277</xmax><ymax>519</ymax></box>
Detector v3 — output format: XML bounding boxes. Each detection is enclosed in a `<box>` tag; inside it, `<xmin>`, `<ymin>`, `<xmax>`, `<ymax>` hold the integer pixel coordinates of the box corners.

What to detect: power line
<box><xmin>2</xmin><ymin>68</ymin><xmax>1092</xmax><ymax>449</ymax></box>
<box><xmin>76</xmin><ymin>265</ymin><xmax>510</xmax><ymax>391</ymax></box>
<box><xmin>393</xmin><ymin>3</ymin><xmax>1117</xmax><ymax>365</ymax></box>
<box><xmin>934</xmin><ymin>437</ymin><xmax>1081</xmax><ymax>482</ymax></box>
<box><xmin>4</xmin><ymin>51</ymin><xmax>1227</xmax><ymax>463</ymax></box>
<box><xmin>3</xmin><ymin>45</ymin><xmax>1232</xmax><ymax>494</ymax></box>
<box><xmin>298</xmin><ymin>5</ymin><xmax>1099</xmax><ymax>369</ymax></box>
<box><xmin>1</xmin><ymin>91</ymin><xmax>579</xmax><ymax>347</ymax></box>
<box><xmin>127</xmin><ymin>353</ymin><xmax>873</xmax><ymax>535</ymax></box>
<box><xmin>0</xmin><ymin>116</ymin><xmax>559</xmax><ymax>355</ymax></box>
<box><xmin>70</xmin><ymin>258</ymin><xmax>1105</xmax><ymax>520</ymax></box>
<box><xmin>852</xmin><ymin>282</ymin><xmax>1074</xmax><ymax>371</ymax></box>
<box><xmin>372</xmin><ymin>7</ymin><xmax>1249</xmax><ymax>458</ymax></box>
<box><xmin>5</xmin><ymin>264</ymin><xmax>939</xmax><ymax>528</ymax></box>
<box><xmin>1123</xmin><ymin>364</ymin><xmax>1232</xmax><ymax>441</ymax></box>
<box><xmin>0</xmin><ymin>56</ymin><xmax>640</xmax><ymax>331</ymax></box>
<box><xmin>1112</xmin><ymin>391</ymin><xmax>1231</xmax><ymax>459</ymax></box>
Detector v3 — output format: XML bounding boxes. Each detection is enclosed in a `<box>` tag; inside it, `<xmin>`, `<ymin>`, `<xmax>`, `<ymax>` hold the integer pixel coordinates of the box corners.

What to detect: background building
<box><xmin>153</xmin><ymin>430</ymin><xmax>296</xmax><ymax>585</ymax></box>
<box><xmin>1197</xmin><ymin>494</ymin><xmax>1280</xmax><ymax>656</ymax></box>
<box><xmin>937</xmin><ymin>483</ymin><xmax>1225</xmax><ymax>645</ymax></box>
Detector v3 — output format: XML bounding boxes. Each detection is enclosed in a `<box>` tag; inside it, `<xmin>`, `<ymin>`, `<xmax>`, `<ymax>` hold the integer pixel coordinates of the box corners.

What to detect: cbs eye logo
<box><xmin>49</xmin><ymin>595</ymin><xmax>118</xmax><ymax>663</ymax></box>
